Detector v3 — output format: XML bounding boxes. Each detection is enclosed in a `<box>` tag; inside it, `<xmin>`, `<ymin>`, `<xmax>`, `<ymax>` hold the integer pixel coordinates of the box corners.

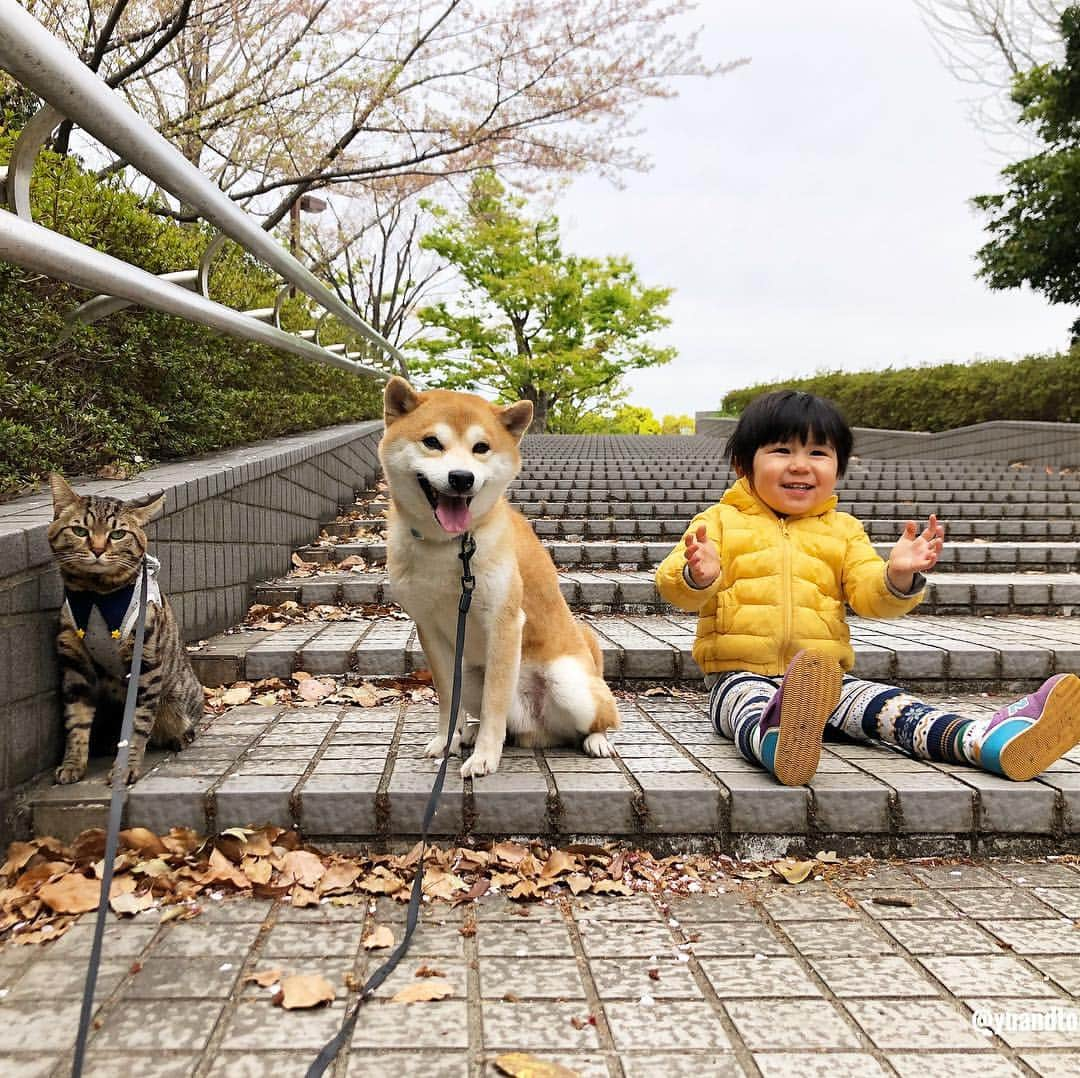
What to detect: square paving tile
<box><xmin>481</xmin><ymin>1001</ymin><xmax>600</xmax><ymax>1050</ymax></box>
<box><xmin>350</xmin><ymin>999</ymin><xmax>470</xmax><ymax>1050</ymax></box>
<box><xmin>909</xmin><ymin>865</ymin><xmax>1011</xmax><ymax>889</ymax></box>
<box><xmin>480</xmin><ymin>957</ymin><xmax>585</xmax><ymax>1000</ymax></box>
<box><xmin>780</xmin><ymin>921</ymin><xmax>892</xmax><ymax>958</ymax></box>
<box><xmin>724</xmin><ymin>999</ymin><xmax>861</xmax><ymax>1050</ymax></box>
<box><xmin>367</xmin><ymin>958</ymin><xmax>468</xmax><ymax>1000</ymax></box>
<box><xmin>81</xmin><ymin>1053</ymin><xmax>199</xmax><ymax>1078</ymax></box>
<box><xmin>207</xmin><ymin>1053</ymin><xmax>338</xmax><ymax>1078</ymax></box>
<box><xmin>1019</xmin><ymin>1052</ymin><xmax>1080</xmax><ymax>1076</ymax></box>
<box><xmin>604</xmin><ymin>1001</ymin><xmax>733</xmax><ymax>1050</ymax></box>
<box><xmin>979</xmin><ymin>920</ymin><xmax>1080</xmax><ymax>955</ymax></box>
<box><xmin>809</xmin><ymin>956</ymin><xmax>938</xmax><ymax>998</ymax></box>
<box><xmin>1029</xmin><ymin>889</ymin><xmax>1080</xmax><ymax>918</ymax></box>
<box><xmin>570</xmin><ymin>895</ymin><xmax>662</xmax><ymax>921</ymax></box>
<box><xmin>89</xmin><ymin>999</ymin><xmax>223</xmax><ymax>1051</ymax></box>
<box><xmin>754</xmin><ymin>1054</ymin><xmax>888</xmax><ymax>1077</ymax></box>
<box><xmin>621</xmin><ymin>1054</ymin><xmax>743</xmax><ymax>1078</ymax></box>
<box><xmin>477</xmin><ymin>922</ymin><xmax>575</xmax><ymax>958</ymax></box>
<box><xmin>844</xmin><ymin>998</ymin><xmax>988</xmax><ymax>1050</ymax></box>
<box><xmin>759</xmin><ymin>888</ymin><xmax>858</xmax><ymax>921</ymax></box>
<box><xmin>992</xmin><ymin>864</ymin><xmax>1080</xmax><ymax>888</ymax></box>
<box><xmin>5</xmin><ymin>957</ymin><xmax>129</xmax><ymax>1001</ymax></box>
<box><xmin>0</xmin><ymin>1059</ymin><xmax>60</xmax><ymax>1078</ymax></box>
<box><xmin>260</xmin><ymin>922</ymin><xmax>362</xmax><ymax>958</ymax></box>
<box><xmin>151</xmin><ymin>922</ymin><xmax>261</xmax><ymax>959</ymax></box>
<box><xmin>218</xmin><ymin>998</ymin><xmax>352</xmax><ymax>1050</ymax></box>
<box><xmin>1028</xmin><ymin>956</ymin><xmax>1080</xmax><ymax>995</ymax></box>
<box><xmin>680</xmin><ymin>918</ymin><xmax>787</xmax><ymax>956</ymax></box>
<box><xmin>698</xmin><ymin>956</ymin><xmax>822</xmax><ymax>998</ymax></box>
<box><xmin>888</xmin><ymin>1053</ymin><xmax>1025</xmax><ymax>1077</ymax></box>
<box><xmin>577</xmin><ymin>920</ymin><xmax>675</xmax><ymax>958</ymax></box>
<box><xmin>590</xmin><ymin>957</ymin><xmax>702</xmax><ymax>1000</ymax></box>
<box><xmin>857</xmin><ymin>890</ymin><xmax>960</xmax><ymax>920</ymax></box>
<box><xmin>945</xmin><ymin>888</ymin><xmax>1058</xmax><ymax>919</ymax></box>
<box><xmin>841</xmin><ymin>866</ymin><xmax>918</xmax><ymax>891</ymax></box>
<box><xmin>663</xmin><ymin>893</ymin><xmax>760</xmax><ymax>922</ymax></box>
<box><xmin>119</xmin><ymin>956</ymin><xmax>241</xmax><ymax>999</ymax></box>
<box><xmin>919</xmin><ymin>955</ymin><xmax>1065</xmax><ymax>997</ymax></box>
<box><xmin>880</xmin><ymin>918</ymin><xmax>1001</xmax><ymax>955</ymax></box>
<box><xmin>964</xmin><ymin>997</ymin><xmax>1080</xmax><ymax>1048</ymax></box>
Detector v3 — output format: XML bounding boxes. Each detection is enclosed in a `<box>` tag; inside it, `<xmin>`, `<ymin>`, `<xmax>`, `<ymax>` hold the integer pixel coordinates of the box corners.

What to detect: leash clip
<box><xmin>458</xmin><ymin>532</ymin><xmax>476</xmax><ymax>599</ymax></box>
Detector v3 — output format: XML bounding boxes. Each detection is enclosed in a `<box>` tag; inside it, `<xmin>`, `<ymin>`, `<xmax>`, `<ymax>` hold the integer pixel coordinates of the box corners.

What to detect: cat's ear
<box><xmin>49</xmin><ymin>473</ymin><xmax>81</xmax><ymax>518</ymax></box>
<box><xmin>126</xmin><ymin>491</ymin><xmax>165</xmax><ymax>527</ymax></box>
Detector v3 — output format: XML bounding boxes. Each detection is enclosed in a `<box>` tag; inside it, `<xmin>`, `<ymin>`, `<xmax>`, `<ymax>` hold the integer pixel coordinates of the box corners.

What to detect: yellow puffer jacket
<box><xmin>655</xmin><ymin>478</ymin><xmax>924</xmax><ymax>676</ymax></box>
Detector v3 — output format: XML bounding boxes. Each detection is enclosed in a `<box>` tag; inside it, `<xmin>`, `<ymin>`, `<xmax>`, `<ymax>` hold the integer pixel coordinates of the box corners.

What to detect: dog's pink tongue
<box><xmin>435</xmin><ymin>496</ymin><xmax>472</xmax><ymax>534</ymax></box>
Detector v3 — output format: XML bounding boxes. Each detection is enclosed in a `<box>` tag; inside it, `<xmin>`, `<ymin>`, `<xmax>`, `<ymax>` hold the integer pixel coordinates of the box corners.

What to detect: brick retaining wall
<box><xmin>0</xmin><ymin>421</ymin><xmax>383</xmax><ymax>842</ymax></box>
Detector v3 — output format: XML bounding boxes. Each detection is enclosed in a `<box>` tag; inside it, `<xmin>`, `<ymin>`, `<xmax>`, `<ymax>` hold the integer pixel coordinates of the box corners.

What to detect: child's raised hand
<box><xmin>888</xmin><ymin>514</ymin><xmax>945</xmax><ymax>587</ymax></box>
<box><xmin>684</xmin><ymin>524</ymin><xmax>721</xmax><ymax>588</ymax></box>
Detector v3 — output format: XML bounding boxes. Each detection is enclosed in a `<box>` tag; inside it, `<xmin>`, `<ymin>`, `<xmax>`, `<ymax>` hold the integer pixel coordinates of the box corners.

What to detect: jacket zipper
<box><xmin>779</xmin><ymin>517</ymin><xmax>792</xmax><ymax>668</ymax></box>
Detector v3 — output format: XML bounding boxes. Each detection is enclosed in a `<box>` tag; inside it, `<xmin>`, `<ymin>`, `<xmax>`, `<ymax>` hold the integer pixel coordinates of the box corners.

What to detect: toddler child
<box><xmin>655</xmin><ymin>389</ymin><xmax>1080</xmax><ymax>785</ymax></box>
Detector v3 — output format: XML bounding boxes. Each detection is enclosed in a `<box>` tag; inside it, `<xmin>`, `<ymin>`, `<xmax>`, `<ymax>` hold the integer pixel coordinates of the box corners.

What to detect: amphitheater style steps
<box><xmin>27</xmin><ymin>436</ymin><xmax>1080</xmax><ymax>853</ymax></box>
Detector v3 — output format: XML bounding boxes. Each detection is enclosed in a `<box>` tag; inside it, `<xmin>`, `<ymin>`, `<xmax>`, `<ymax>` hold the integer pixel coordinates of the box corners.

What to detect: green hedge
<box><xmin>0</xmin><ymin>131</ymin><xmax>381</xmax><ymax>499</ymax></box>
<box><xmin>720</xmin><ymin>353</ymin><xmax>1079</xmax><ymax>431</ymax></box>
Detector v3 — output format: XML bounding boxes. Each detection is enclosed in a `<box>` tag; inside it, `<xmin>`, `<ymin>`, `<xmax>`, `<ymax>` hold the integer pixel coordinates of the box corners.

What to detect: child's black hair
<box><xmin>724</xmin><ymin>390</ymin><xmax>854</xmax><ymax>478</ymax></box>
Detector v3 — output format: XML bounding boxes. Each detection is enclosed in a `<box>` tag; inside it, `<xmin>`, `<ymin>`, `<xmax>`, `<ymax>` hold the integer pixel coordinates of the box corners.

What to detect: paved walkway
<box><xmin>3</xmin><ymin>859</ymin><xmax>1080</xmax><ymax>1076</ymax></box>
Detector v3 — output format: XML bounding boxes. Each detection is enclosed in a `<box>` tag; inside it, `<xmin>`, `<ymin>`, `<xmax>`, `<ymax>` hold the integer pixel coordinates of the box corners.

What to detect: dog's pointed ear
<box><xmin>384</xmin><ymin>377</ymin><xmax>421</xmax><ymax>425</ymax></box>
<box><xmin>49</xmin><ymin>473</ymin><xmax>81</xmax><ymax>518</ymax></box>
<box><xmin>498</xmin><ymin>399</ymin><xmax>533</xmax><ymax>440</ymax></box>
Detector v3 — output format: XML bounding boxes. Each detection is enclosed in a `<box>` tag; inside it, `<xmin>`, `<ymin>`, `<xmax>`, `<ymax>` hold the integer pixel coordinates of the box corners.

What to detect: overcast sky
<box><xmin>555</xmin><ymin>0</ymin><xmax>1075</xmax><ymax>420</ymax></box>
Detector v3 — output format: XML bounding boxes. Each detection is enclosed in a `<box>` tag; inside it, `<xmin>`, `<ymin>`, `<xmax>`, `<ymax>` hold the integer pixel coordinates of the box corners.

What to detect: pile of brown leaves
<box><xmin>244</xmin><ymin>600</ymin><xmax>405</xmax><ymax>631</ymax></box>
<box><xmin>203</xmin><ymin>672</ymin><xmax>436</xmax><ymax>712</ymax></box>
<box><xmin>0</xmin><ymin>828</ymin><xmax>861</xmax><ymax>950</ymax></box>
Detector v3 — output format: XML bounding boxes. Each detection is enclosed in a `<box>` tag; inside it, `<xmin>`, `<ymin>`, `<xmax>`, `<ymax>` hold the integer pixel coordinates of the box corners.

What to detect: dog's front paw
<box><xmin>55</xmin><ymin>763</ymin><xmax>86</xmax><ymax>785</ymax></box>
<box><xmin>460</xmin><ymin>748</ymin><xmax>501</xmax><ymax>779</ymax></box>
<box><xmin>424</xmin><ymin>732</ymin><xmax>461</xmax><ymax>759</ymax></box>
<box><xmin>583</xmin><ymin>732</ymin><xmax>615</xmax><ymax>758</ymax></box>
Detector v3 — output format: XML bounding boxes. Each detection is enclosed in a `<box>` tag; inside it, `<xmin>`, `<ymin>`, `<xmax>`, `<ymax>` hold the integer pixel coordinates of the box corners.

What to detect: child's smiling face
<box><xmin>742</xmin><ymin>437</ymin><xmax>839</xmax><ymax>516</ymax></box>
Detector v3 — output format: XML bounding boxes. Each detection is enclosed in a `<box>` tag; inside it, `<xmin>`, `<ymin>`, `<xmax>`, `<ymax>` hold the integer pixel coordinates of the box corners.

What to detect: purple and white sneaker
<box><xmin>976</xmin><ymin>673</ymin><xmax>1080</xmax><ymax>781</ymax></box>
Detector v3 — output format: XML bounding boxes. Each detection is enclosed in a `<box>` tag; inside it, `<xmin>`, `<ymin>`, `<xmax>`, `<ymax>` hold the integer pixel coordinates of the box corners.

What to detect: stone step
<box><xmin>508</xmin><ymin>498</ymin><xmax>1080</xmax><ymax>520</ymax></box>
<box><xmin>302</xmin><ymin>536</ymin><xmax>1080</xmax><ymax>574</ymax></box>
<box><xmin>510</xmin><ymin>478</ymin><xmax>1080</xmax><ymax>496</ymax></box>
<box><xmin>258</xmin><ymin>569</ymin><xmax>1080</xmax><ymax>618</ymax></box>
<box><xmin>188</xmin><ymin>612</ymin><xmax>1080</xmax><ymax>690</ymax></box>
<box><xmin>28</xmin><ymin>691</ymin><xmax>1080</xmax><ymax>852</ymax></box>
<box><xmin>321</xmin><ymin>515</ymin><xmax>1080</xmax><ymax>543</ymax></box>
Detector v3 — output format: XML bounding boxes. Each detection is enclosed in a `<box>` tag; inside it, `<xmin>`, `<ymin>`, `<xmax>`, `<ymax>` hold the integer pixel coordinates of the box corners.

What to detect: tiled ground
<box><xmin>3</xmin><ymin>861</ymin><xmax>1080</xmax><ymax>1076</ymax></box>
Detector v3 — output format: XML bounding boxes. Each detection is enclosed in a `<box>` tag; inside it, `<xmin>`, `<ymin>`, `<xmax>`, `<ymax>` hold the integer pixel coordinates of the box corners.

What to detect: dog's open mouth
<box><xmin>417</xmin><ymin>475</ymin><xmax>473</xmax><ymax>534</ymax></box>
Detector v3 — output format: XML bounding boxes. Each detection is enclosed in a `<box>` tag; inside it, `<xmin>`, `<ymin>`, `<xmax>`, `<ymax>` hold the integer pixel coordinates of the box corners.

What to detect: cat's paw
<box><xmin>55</xmin><ymin>763</ymin><xmax>86</xmax><ymax>785</ymax></box>
<box><xmin>106</xmin><ymin>761</ymin><xmax>142</xmax><ymax>786</ymax></box>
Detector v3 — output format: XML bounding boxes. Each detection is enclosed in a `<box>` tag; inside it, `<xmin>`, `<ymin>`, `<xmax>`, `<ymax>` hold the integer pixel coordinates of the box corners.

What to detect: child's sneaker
<box><xmin>975</xmin><ymin>673</ymin><xmax>1080</xmax><ymax>781</ymax></box>
<box><xmin>759</xmin><ymin>650</ymin><xmax>843</xmax><ymax>786</ymax></box>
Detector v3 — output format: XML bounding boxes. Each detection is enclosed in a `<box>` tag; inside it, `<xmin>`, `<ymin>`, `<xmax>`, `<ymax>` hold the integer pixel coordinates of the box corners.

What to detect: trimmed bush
<box><xmin>720</xmin><ymin>354</ymin><xmax>1079</xmax><ymax>431</ymax></box>
<box><xmin>0</xmin><ymin>133</ymin><xmax>382</xmax><ymax>499</ymax></box>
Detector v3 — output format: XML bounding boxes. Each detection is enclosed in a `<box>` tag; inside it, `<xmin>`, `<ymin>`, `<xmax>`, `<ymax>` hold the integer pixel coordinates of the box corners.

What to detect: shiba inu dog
<box><xmin>378</xmin><ymin>377</ymin><xmax>619</xmax><ymax>778</ymax></box>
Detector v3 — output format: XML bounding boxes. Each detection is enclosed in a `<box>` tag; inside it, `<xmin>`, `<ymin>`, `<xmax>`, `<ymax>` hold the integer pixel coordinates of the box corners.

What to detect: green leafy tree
<box><xmin>410</xmin><ymin>173</ymin><xmax>675</xmax><ymax>432</ymax></box>
<box><xmin>973</xmin><ymin>5</ymin><xmax>1080</xmax><ymax>337</ymax></box>
<box><xmin>562</xmin><ymin>403</ymin><xmax>663</xmax><ymax>434</ymax></box>
<box><xmin>661</xmin><ymin>413</ymin><xmax>695</xmax><ymax>434</ymax></box>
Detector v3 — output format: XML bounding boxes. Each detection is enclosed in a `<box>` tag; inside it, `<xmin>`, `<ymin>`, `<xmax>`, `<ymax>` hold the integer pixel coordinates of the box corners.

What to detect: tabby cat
<box><xmin>48</xmin><ymin>474</ymin><xmax>201</xmax><ymax>785</ymax></box>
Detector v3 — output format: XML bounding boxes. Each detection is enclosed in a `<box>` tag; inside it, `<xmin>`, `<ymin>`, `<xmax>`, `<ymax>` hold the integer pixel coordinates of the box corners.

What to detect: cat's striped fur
<box><xmin>48</xmin><ymin>474</ymin><xmax>201</xmax><ymax>785</ymax></box>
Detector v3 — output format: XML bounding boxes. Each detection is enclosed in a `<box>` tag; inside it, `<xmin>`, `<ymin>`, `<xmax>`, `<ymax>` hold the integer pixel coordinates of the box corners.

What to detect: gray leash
<box><xmin>72</xmin><ymin>559</ymin><xmax>149</xmax><ymax>1077</ymax></box>
<box><xmin>305</xmin><ymin>530</ymin><xmax>476</xmax><ymax>1077</ymax></box>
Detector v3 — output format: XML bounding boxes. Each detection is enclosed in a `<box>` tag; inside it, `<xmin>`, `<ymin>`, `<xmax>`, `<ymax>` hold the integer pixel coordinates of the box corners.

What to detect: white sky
<box><xmin>555</xmin><ymin>0</ymin><xmax>1075</xmax><ymax>419</ymax></box>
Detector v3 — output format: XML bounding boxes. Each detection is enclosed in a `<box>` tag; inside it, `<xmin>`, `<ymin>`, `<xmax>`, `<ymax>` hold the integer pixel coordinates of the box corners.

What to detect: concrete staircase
<box><xmin>30</xmin><ymin>436</ymin><xmax>1080</xmax><ymax>855</ymax></box>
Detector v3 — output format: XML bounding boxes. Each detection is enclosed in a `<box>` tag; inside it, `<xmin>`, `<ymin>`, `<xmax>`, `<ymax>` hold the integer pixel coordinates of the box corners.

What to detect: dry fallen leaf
<box><xmin>221</xmin><ymin>685</ymin><xmax>252</xmax><ymax>707</ymax></box>
<box><xmin>363</xmin><ymin>925</ymin><xmax>395</xmax><ymax>950</ymax></box>
<box><xmin>773</xmin><ymin>859</ymin><xmax>815</xmax><ymax>885</ymax></box>
<box><xmin>1</xmin><ymin>841</ymin><xmax>38</xmax><ymax>878</ymax></box>
<box><xmin>391</xmin><ymin>979</ymin><xmax>452</xmax><ymax>1003</ymax></box>
<box><xmin>39</xmin><ymin>873</ymin><xmax>100</xmax><ymax>914</ymax></box>
<box><xmin>281</xmin><ymin>850</ymin><xmax>325</xmax><ymax>888</ymax></box>
<box><xmin>565</xmin><ymin>874</ymin><xmax>592</xmax><ymax>896</ymax></box>
<box><xmin>118</xmin><ymin>829</ymin><xmax>167</xmax><ymax>857</ymax></box>
<box><xmin>274</xmin><ymin>973</ymin><xmax>335</xmax><ymax>1009</ymax></box>
<box><xmin>298</xmin><ymin>678</ymin><xmax>334</xmax><ymax>702</ymax></box>
<box><xmin>109</xmin><ymin>891</ymin><xmax>156</xmax><ymax>917</ymax></box>
<box><xmin>244</xmin><ymin>968</ymin><xmax>283</xmax><ymax>987</ymax></box>
<box><xmin>493</xmin><ymin>1054</ymin><xmax>581</xmax><ymax>1078</ymax></box>
<box><xmin>318</xmin><ymin>862</ymin><xmax>361</xmax><ymax>897</ymax></box>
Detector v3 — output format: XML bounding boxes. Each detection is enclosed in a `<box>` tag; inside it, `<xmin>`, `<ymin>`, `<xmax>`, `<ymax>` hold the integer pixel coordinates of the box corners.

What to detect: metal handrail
<box><xmin>0</xmin><ymin>3</ymin><xmax>404</xmax><ymax>378</ymax></box>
